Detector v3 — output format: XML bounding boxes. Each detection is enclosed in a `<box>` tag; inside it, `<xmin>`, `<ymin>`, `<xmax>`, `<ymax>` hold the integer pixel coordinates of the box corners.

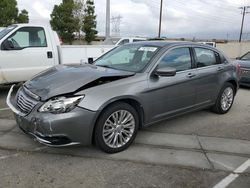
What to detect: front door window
<box><xmin>158</xmin><ymin>47</ymin><xmax>192</xmax><ymax>71</ymax></box>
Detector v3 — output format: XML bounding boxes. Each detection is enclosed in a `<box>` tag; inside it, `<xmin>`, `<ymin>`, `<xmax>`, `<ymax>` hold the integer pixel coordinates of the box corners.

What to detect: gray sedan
<box><xmin>236</xmin><ymin>51</ymin><xmax>250</xmax><ymax>86</ymax></box>
<box><xmin>7</xmin><ymin>42</ymin><xmax>240</xmax><ymax>153</ymax></box>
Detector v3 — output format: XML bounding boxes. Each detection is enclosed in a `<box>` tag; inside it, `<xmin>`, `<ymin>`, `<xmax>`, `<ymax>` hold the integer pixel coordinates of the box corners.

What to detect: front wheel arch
<box><xmin>226</xmin><ymin>80</ymin><xmax>238</xmax><ymax>93</ymax></box>
<box><xmin>92</xmin><ymin>98</ymin><xmax>144</xmax><ymax>144</ymax></box>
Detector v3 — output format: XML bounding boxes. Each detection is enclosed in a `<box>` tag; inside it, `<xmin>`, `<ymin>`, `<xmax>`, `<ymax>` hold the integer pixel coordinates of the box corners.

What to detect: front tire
<box><xmin>212</xmin><ymin>83</ymin><xmax>235</xmax><ymax>114</ymax></box>
<box><xmin>94</xmin><ymin>102</ymin><xmax>139</xmax><ymax>153</ymax></box>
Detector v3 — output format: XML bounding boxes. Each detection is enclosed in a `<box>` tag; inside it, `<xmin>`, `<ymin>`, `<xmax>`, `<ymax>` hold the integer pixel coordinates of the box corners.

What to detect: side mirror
<box><xmin>88</xmin><ymin>58</ymin><xmax>94</xmax><ymax>64</ymax></box>
<box><xmin>1</xmin><ymin>40</ymin><xmax>14</xmax><ymax>50</ymax></box>
<box><xmin>154</xmin><ymin>67</ymin><xmax>176</xmax><ymax>77</ymax></box>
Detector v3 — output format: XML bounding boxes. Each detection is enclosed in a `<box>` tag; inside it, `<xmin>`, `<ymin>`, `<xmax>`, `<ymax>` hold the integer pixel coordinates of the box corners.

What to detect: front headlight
<box><xmin>39</xmin><ymin>95</ymin><xmax>84</xmax><ymax>114</ymax></box>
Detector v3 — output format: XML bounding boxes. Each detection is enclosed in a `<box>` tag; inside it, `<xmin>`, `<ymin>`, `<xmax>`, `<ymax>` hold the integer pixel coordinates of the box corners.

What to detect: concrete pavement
<box><xmin>0</xmin><ymin>148</ymin><xmax>227</xmax><ymax>188</ymax></box>
<box><xmin>0</xmin><ymin>119</ymin><xmax>250</xmax><ymax>173</ymax></box>
<box><xmin>0</xmin><ymin>118</ymin><xmax>250</xmax><ymax>187</ymax></box>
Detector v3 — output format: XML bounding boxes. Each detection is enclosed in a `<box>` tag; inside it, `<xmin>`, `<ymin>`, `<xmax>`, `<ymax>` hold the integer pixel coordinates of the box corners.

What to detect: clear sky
<box><xmin>16</xmin><ymin>0</ymin><xmax>250</xmax><ymax>40</ymax></box>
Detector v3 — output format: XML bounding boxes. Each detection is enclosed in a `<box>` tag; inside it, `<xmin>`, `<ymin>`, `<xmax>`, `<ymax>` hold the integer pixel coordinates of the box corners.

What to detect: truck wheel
<box><xmin>212</xmin><ymin>83</ymin><xmax>235</xmax><ymax>114</ymax></box>
<box><xmin>94</xmin><ymin>102</ymin><xmax>139</xmax><ymax>153</ymax></box>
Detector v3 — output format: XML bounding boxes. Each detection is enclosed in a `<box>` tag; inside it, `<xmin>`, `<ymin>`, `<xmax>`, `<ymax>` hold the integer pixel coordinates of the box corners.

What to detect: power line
<box><xmin>173</xmin><ymin>0</ymin><xmax>238</xmax><ymax>23</ymax></box>
<box><xmin>150</xmin><ymin>0</ymin><xmax>238</xmax><ymax>24</ymax></box>
<box><xmin>176</xmin><ymin>0</ymin><xmax>239</xmax><ymax>15</ymax></box>
<box><xmin>166</xmin><ymin>2</ymin><xmax>236</xmax><ymax>25</ymax></box>
<box><xmin>239</xmin><ymin>6</ymin><xmax>250</xmax><ymax>42</ymax></box>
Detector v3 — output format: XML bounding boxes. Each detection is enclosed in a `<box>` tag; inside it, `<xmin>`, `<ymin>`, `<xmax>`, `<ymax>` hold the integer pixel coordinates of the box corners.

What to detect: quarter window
<box><xmin>194</xmin><ymin>48</ymin><xmax>220</xmax><ymax>67</ymax></box>
<box><xmin>6</xmin><ymin>27</ymin><xmax>47</xmax><ymax>48</ymax></box>
<box><xmin>220</xmin><ymin>54</ymin><xmax>228</xmax><ymax>64</ymax></box>
<box><xmin>158</xmin><ymin>47</ymin><xmax>192</xmax><ymax>72</ymax></box>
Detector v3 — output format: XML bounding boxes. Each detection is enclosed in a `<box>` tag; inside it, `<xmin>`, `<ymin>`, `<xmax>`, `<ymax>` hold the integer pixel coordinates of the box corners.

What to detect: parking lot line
<box><xmin>0</xmin><ymin>153</ymin><xmax>20</xmax><ymax>160</ymax></box>
<box><xmin>0</xmin><ymin>146</ymin><xmax>47</xmax><ymax>161</ymax></box>
<box><xmin>213</xmin><ymin>158</ymin><xmax>250</xmax><ymax>188</ymax></box>
<box><xmin>0</xmin><ymin>107</ymin><xmax>10</xmax><ymax>111</ymax></box>
<box><xmin>34</xmin><ymin>146</ymin><xmax>48</xmax><ymax>151</ymax></box>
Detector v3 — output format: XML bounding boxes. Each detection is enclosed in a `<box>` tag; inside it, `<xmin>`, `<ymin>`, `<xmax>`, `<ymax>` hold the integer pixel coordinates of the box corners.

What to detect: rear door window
<box><xmin>194</xmin><ymin>48</ymin><xmax>221</xmax><ymax>67</ymax></box>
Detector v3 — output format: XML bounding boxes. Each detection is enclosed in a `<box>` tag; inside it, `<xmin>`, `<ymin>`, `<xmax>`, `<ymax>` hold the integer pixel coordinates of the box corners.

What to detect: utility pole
<box><xmin>105</xmin><ymin>0</ymin><xmax>111</xmax><ymax>42</ymax></box>
<box><xmin>158</xmin><ymin>0</ymin><xmax>163</xmax><ymax>38</ymax></box>
<box><xmin>239</xmin><ymin>6</ymin><xmax>250</xmax><ymax>42</ymax></box>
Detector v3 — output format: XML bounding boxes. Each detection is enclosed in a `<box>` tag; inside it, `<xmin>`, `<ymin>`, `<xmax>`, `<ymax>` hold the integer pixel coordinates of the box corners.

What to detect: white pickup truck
<box><xmin>0</xmin><ymin>24</ymin><xmax>145</xmax><ymax>85</ymax></box>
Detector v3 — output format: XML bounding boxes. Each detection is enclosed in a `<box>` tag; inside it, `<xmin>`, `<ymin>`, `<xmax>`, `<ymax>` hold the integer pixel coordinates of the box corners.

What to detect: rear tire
<box><xmin>212</xmin><ymin>83</ymin><xmax>235</xmax><ymax>114</ymax></box>
<box><xmin>94</xmin><ymin>102</ymin><xmax>139</xmax><ymax>153</ymax></box>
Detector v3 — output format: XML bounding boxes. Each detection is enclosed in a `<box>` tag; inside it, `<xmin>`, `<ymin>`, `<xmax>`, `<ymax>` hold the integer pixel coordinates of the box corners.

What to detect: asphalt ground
<box><xmin>0</xmin><ymin>85</ymin><xmax>250</xmax><ymax>188</ymax></box>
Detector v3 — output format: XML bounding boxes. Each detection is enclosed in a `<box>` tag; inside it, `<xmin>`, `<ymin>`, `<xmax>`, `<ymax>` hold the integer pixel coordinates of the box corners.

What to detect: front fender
<box><xmin>76</xmin><ymin>78</ymin><xmax>148</xmax><ymax>111</ymax></box>
<box><xmin>97</xmin><ymin>95</ymin><xmax>144</xmax><ymax>112</ymax></box>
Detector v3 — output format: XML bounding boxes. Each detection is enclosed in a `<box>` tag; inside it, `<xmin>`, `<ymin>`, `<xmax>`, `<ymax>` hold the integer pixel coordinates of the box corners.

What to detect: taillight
<box><xmin>236</xmin><ymin>63</ymin><xmax>241</xmax><ymax>74</ymax></box>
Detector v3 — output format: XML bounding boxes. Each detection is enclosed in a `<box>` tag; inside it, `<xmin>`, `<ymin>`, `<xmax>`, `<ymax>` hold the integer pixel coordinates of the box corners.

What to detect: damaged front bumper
<box><xmin>6</xmin><ymin>85</ymin><xmax>97</xmax><ymax>147</ymax></box>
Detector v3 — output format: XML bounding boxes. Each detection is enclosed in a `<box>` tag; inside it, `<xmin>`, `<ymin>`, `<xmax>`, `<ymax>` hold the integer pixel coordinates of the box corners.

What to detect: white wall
<box><xmin>216</xmin><ymin>42</ymin><xmax>250</xmax><ymax>59</ymax></box>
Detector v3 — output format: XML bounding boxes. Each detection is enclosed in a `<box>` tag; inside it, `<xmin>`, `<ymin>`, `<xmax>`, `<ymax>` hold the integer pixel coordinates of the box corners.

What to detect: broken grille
<box><xmin>16</xmin><ymin>89</ymin><xmax>38</xmax><ymax>115</ymax></box>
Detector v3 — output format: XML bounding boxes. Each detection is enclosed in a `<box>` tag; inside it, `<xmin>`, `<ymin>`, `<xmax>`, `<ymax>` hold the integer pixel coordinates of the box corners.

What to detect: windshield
<box><xmin>241</xmin><ymin>52</ymin><xmax>250</xmax><ymax>60</ymax></box>
<box><xmin>95</xmin><ymin>44</ymin><xmax>160</xmax><ymax>72</ymax></box>
<box><xmin>0</xmin><ymin>25</ymin><xmax>17</xmax><ymax>40</ymax></box>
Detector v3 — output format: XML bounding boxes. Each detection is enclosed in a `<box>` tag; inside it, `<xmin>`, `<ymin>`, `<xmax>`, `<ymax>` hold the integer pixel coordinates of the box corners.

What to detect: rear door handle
<box><xmin>187</xmin><ymin>73</ymin><xmax>196</xmax><ymax>78</ymax></box>
<box><xmin>217</xmin><ymin>66</ymin><xmax>224</xmax><ymax>71</ymax></box>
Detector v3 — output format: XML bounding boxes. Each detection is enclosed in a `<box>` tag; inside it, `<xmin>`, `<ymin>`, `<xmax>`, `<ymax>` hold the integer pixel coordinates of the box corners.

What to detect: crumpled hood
<box><xmin>24</xmin><ymin>64</ymin><xmax>134</xmax><ymax>101</ymax></box>
<box><xmin>235</xmin><ymin>60</ymin><xmax>250</xmax><ymax>69</ymax></box>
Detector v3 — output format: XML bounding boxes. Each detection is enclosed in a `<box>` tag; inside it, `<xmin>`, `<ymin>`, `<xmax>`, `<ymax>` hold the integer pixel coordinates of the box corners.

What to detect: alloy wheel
<box><xmin>102</xmin><ymin>110</ymin><xmax>135</xmax><ymax>148</ymax></box>
<box><xmin>220</xmin><ymin>87</ymin><xmax>234</xmax><ymax>111</ymax></box>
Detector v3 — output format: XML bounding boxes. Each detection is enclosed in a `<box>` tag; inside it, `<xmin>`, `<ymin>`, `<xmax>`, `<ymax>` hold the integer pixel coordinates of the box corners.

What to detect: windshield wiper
<box><xmin>96</xmin><ymin>64</ymin><xmax>132</xmax><ymax>72</ymax></box>
<box><xmin>96</xmin><ymin>65</ymin><xmax>113</xmax><ymax>69</ymax></box>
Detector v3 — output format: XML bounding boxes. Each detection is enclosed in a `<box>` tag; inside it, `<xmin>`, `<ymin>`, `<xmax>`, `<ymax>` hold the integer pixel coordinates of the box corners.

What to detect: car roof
<box><xmin>130</xmin><ymin>41</ymin><xmax>215</xmax><ymax>49</ymax></box>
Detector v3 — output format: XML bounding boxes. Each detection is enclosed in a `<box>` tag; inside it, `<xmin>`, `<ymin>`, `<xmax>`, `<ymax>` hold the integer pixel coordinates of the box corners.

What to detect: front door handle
<box><xmin>187</xmin><ymin>73</ymin><xmax>196</xmax><ymax>78</ymax></box>
<box><xmin>47</xmin><ymin>51</ymin><xmax>53</xmax><ymax>58</ymax></box>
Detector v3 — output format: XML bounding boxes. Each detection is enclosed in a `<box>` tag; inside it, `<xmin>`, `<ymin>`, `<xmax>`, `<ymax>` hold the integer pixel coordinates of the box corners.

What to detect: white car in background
<box><xmin>103</xmin><ymin>37</ymin><xmax>147</xmax><ymax>46</ymax></box>
<box><xmin>197</xmin><ymin>41</ymin><xmax>216</xmax><ymax>48</ymax></box>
